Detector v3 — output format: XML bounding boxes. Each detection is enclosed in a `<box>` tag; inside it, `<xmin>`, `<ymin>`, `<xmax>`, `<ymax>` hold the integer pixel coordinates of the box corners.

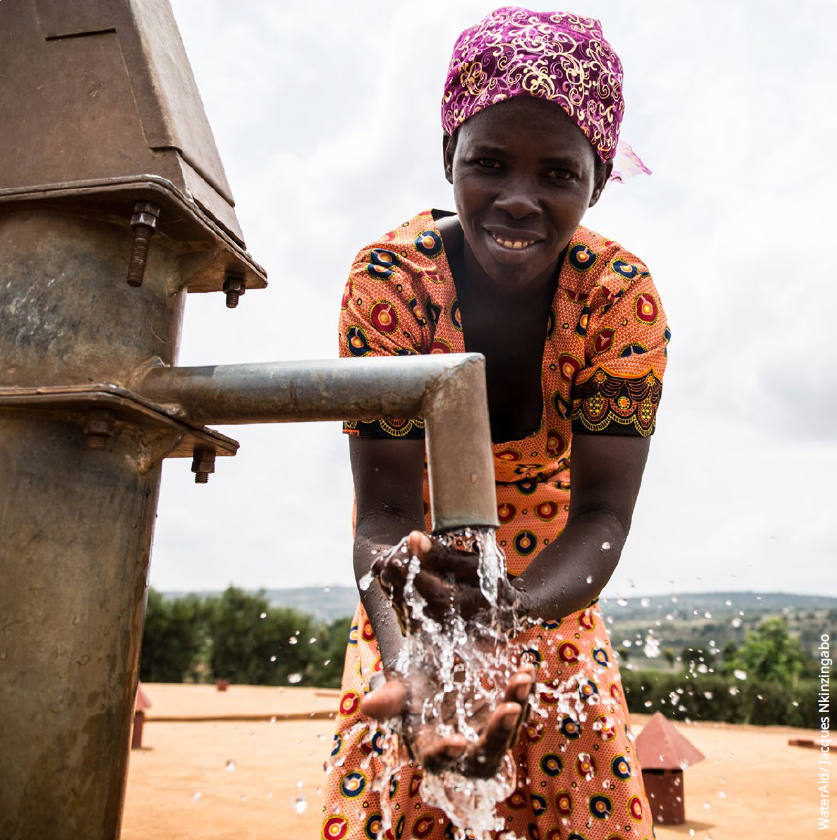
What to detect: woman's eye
<box><xmin>546</xmin><ymin>168</ymin><xmax>574</xmax><ymax>180</ymax></box>
<box><xmin>475</xmin><ymin>158</ymin><xmax>502</xmax><ymax>170</ymax></box>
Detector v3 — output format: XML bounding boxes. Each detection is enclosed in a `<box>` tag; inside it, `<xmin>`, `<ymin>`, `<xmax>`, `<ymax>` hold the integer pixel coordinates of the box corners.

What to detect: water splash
<box><xmin>334</xmin><ymin>528</ymin><xmax>531</xmax><ymax>840</ymax></box>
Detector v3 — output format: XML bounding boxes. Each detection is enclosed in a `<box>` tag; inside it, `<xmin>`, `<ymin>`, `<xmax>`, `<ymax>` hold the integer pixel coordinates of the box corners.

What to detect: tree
<box><xmin>206</xmin><ymin>587</ymin><xmax>322</xmax><ymax>685</ymax></box>
<box><xmin>316</xmin><ymin>616</ymin><xmax>352</xmax><ymax>688</ymax></box>
<box><xmin>681</xmin><ymin>646</ymin><xmax>715</xmax><ymax>668</ymax></box>
<box><xmin>139</xmin><ymin>588</ymin><xmax>208</xmax><ymax>683</ymax></box>
<box><xmin>725</xmin><ymin>617</ymin><xmax>810</xmax><ymax>685</ymax></box>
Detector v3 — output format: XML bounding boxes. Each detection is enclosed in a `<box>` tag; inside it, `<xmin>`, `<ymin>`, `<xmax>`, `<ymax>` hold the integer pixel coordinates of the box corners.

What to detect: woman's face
<box><xmin>444</xmin><ymin>97</ymin><xmax>610</xmax><ymax>291</ymax></box>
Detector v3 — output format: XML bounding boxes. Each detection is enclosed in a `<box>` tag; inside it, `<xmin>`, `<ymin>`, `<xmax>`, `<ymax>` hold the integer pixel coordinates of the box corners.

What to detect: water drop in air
<box><xmin>288</xmin><ymin>673</ymin><xmax>302</xmax><ymax>684</ymax></box>
<box><xmin>294</xmin><ymin>796</ymin><xmax>308</xmax><ymax>814</ymax></box>
<box><xmin>225</xmin><ymin>760</ymin><xmax>235</xmax><ymax>773</ymax></box>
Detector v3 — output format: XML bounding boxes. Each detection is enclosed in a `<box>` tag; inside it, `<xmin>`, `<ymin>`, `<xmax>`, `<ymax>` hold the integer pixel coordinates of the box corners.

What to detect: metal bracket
<box><xmin>0</xmin><ymin>383</ymin><xmax>238</xmax><ymax>474</ymax></box>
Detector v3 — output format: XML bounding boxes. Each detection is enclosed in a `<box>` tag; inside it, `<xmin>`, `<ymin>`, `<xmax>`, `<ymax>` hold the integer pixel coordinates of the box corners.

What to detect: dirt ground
<box><xmin>122</xmin><ymin>684</ymin><xmax>822</xmax><ymax>840</ymax></box>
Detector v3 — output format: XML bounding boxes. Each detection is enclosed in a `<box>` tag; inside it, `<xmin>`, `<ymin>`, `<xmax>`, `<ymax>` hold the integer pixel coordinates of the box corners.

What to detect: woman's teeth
<box><xmin>490</xmin><ymin>232</ymin><xmax>535</xmax><ymax>249</ymax></box>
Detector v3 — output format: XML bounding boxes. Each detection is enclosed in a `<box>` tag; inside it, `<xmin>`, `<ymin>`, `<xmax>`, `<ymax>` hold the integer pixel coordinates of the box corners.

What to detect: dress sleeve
<box><xmin>338</xmin><ymin>241</ymin><xmax>428</xmax><ymax>439</ymax></box>
<box><xmin>571</xmin><ymin>257</ymin><xmax>670</xmax><ymax>437</ymax></box>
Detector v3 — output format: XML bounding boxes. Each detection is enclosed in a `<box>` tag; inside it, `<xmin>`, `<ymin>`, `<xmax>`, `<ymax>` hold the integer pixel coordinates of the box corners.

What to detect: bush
<box><xmin>622</xmin><ymin>668</ymin><xmax>819</xmax><ymax>728</ymax></box>
<box><xmin>139</xmin><ymin>588</ymin><xmax>209</xmax><ymax>683</ymax></box>
<box><xmin>139</xmin><ymin>587</ymin><xmax>356</xmax><ymax>688</ymax></box>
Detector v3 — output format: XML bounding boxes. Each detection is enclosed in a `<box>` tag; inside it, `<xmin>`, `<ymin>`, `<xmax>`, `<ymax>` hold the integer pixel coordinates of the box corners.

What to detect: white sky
<box><xmin>150</xmin><ymin>0</ymin><xmax>837</xmax><ymax>598</ymax></box>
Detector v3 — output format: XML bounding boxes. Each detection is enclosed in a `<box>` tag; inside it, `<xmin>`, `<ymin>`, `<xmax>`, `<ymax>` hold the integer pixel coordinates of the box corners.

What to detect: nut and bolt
<box><xmin>191</xmin><ymin>447</ymin><xmax>216</xmax><ymax>484</ymax></box>
<box><xmin>84</xmin><ymin>408</ymin><xmax>116</xmax><ymax>450</ymax></box>
<box><xmin>126</xmin><ymin>201</ymin><xmax>161</xmax><ymax>288</ymax></box>
<box><xmin>223</xmin><ymin>274</ymin><xmax>246</xmax><ymax>309</ymax></box>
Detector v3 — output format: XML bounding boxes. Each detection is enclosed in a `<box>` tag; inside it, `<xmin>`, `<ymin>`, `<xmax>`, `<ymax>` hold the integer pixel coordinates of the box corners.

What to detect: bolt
<box><xmin>84</xmin><ymin>408</ymin><xmax>116</xmax><ymax>450</ymax></box>
<box><xmin>191</xmin><ymin>447</ymin><xmax>216</xmax><ymax>484</ymax></box>
<box><xmin>223</xmin><ymin>274</ymin><xmax>246</xmax><ymax>308</ymax></box>
<box><xmin>126</xmin><ymin>202</ymin><xmax>161</xmax><ymax>288</ymax></box>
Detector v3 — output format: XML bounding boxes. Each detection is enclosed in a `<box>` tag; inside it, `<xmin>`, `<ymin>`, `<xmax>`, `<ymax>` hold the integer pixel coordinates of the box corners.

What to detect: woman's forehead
<box><xmin>455</xmin><ymin>98</ymin><xmax>596</xmax><ymax>164</ymax></box>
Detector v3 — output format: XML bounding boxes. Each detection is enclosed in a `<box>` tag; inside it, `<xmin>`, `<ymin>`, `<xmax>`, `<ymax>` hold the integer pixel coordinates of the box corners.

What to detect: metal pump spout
<box><xmin>138</xmin><ymin>354</ymin><xmax>499</xmax><ymax>533</ymax></box>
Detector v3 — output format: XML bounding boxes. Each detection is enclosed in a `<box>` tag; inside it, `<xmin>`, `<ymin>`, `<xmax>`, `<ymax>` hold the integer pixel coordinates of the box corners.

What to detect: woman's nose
<box><xmin>493</xmin><ymin>183</ymin><xmax>540</xmax><ymax>219</ymax></box>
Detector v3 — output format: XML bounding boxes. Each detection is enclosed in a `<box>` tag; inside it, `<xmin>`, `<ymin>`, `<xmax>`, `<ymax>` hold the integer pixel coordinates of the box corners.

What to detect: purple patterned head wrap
<box><xmin>442</xmin><ymin>7</ymin><xmax>649</xmax><ymax>178</ymax></box>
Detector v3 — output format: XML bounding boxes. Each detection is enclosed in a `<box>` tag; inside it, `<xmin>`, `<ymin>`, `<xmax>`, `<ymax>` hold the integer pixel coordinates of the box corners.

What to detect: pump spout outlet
<box><xmin>139</xmin><ymin>354</ymin><xmax>499</xmax><ymax>533</ymax></box>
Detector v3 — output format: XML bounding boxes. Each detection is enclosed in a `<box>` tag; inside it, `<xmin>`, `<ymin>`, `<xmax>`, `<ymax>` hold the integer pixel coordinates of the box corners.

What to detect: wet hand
<box><xmin>372</xmin><ymin>531</ymin><xmax>527</xmax><ymax>633</ymax></box>
<box><xmin>360</xmin><ymin>664</ymin><xmax>536</xmax><ymax>778</ymax></box>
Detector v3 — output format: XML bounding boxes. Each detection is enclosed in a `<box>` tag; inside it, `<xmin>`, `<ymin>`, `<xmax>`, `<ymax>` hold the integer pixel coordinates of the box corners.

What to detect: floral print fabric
<box><xmin>327</xmin><ymin>210</ymin><xmax>668</xmax><ymax>838</ymax></box>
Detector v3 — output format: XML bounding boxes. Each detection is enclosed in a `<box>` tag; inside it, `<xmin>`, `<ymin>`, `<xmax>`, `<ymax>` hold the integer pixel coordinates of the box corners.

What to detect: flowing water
<box><xmin>345</xmin><ymin>527</ymin><xmax>531</xmax><ymax>840</ymax></box>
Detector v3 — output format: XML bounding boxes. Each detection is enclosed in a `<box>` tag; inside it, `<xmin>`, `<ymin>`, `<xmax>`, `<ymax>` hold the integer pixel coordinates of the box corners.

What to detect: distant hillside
<box><xmin>162</xmin><ymin>587</ymin><xmax>837</xmax><ymax>626</ymax></box>
<box><xmin>162</xmin><ymin>586</ymin><xmax>360</xmax><ymax>622</ymax></box>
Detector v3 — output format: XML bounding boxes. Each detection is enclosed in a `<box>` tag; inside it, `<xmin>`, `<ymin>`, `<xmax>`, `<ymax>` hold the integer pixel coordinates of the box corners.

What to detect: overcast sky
<box><xmin>150</xmin><ymin>0</ymin><xmax>837</xmax><ymax>599</ymax></box>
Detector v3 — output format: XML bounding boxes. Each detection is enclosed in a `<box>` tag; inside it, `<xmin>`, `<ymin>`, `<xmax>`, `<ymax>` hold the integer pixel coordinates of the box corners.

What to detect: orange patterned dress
<box><xmin>325</xmin><ymin>210</ymin><xmax>668</xmax><ymax>840</ymax></box>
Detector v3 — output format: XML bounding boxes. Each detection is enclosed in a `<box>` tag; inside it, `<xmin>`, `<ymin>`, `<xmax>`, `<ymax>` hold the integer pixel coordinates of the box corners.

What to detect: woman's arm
<box><xmin>349</xmin><ymin>435</ymin><xmax>426</xmax><ymax>669</ymax></box>
<box><xmin>510</xmin><ymin>434</ymin><xmax>651</xmax><ymax>621</ymax></box>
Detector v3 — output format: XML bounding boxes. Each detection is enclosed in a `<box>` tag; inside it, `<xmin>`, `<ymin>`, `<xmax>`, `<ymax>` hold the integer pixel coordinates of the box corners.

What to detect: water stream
<box><xmin>348</xmin><ymin>527</ymin><xmax>531</xmax><ymax>840</ymax></box>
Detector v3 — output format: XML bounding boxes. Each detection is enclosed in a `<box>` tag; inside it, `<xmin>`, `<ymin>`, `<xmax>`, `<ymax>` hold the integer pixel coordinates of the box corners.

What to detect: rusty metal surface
<box><xmin>0</xmin><ymin>384</ymin><xmax>239</xmax><ymax>462</ymax></box>
<box><xmin>0</xmin><ymin>208</ymin><xmax>186</xmax><ymax>387</ymax></box>
<box><xmin>0</xmin><ymin>176</ymin><xmax>267</xmax><ymax>293</ymax></box>
<box><xmin>138</xmin><ymin>355</ymin><xmax>500</xmax><ymax>531</ymax></box>
<box><xmin>0</xmin><ymin>411</ymin><xmax>163</xmax><ymax>840</ymax></box>
<box><xmin>0</xmin><ymin>0</ymin><xmax>242</xmax><ymax>241</ymax></box>
<box><xmin>0</xmin><ymin>205</ymin><xmax>192</xmax><ymax>840</ymax></box>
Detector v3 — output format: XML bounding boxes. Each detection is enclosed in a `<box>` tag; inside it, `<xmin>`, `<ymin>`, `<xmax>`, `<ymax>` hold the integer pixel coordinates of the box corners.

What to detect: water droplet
<box><xmin>259</xmin><ymin>612</ymin><xmax>267</xmax><ymax>619</ymax></box>
<box><xmin>733</xmin><ymin>669</ymin><xmax>747</xmax><ymax>681</ymax></box>
<box><xmin>718</xmin><ymin>790</ymin><xmax>726</xmax><ymax>798</ymax></box>
<box><xmin>289</xmin><ymin>637</ymin><xmax>298</xmax><ymax>646</ymax></box>
<box><xmin>640</xmin><ymin>597</ymin><xmax>650</xmax><ymax>608</ymax></box>
<box><xmin>728</xmin><ymin>686</ymin><xmax>739</xmax><ymax>696</ymax></box>
<box><xmin>191</xmin><ymin>792</ymin><xmax>202</xmax><ymax>801</ymax></box>
<box><xmin>269</xmin><ymin>655</ymin><xmax>277</xmax><ymax>662</ymax></box>
<box><xmin>644</xmin><ymin>700</ymin><xmax>653</xmax><ymax>708</ymax></box>
<box><xmin>731</xmin><ymin>617</ymin><xmax>742</xmax><ymax>628</ymax></box>
<box><xmin>617</xmin><ymin>598</ymin><xmax>628</xmax><ymax>607</ymax></box>
<box><xmin>586</xmin><ymin>575</ymin><xmax>593</xmax><ymax>584</ymax></box>
<box><xmin>680</xmin><ymin>759</ymin><xmax>690</xmax><ymax>770</ymax></box>
<box><xmin>294</xmin><ymin>795</ymin><xmax>308</xmax><ymax>814</ymax></box>
<box><xmin>703</xmin><ymin>691</ymin><xmax>713</xmax><ymax>700</ymax></box>
<box><xmin>323</xmin><ymin>659</ymin><xmax>331</xmax><ymax>666</ymax></box>
<box><xmin>288</xmin><ymin>673</ymin><xmax>302</xmax><ymax>684</ymax></box>
<box><xmin>601</xmin><ymin>542</ymin><xmax>611</xmax><ymax>551</ymax></box>
<box><xmin>309</xmin><ymin>637</ymin><xmax>317</xmax><ymax>644</ymax></box>
<box><xmin>225</xmin><ymin>760</ymin><xmax>235</xmax><ymax>772</ymax></box>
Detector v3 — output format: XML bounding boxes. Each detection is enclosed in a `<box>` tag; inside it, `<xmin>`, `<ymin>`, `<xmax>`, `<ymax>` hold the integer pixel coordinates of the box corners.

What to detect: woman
<box><xmin>326</xmin><ymin>8</ymin><xmax>668</xmax><ymax>839</ymax></box>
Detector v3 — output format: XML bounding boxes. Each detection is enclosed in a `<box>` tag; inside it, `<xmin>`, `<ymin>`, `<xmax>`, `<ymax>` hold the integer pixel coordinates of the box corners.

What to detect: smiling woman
<box><xmin>329</xmin><ymin>6</ymin><xmax>668</xmax><ymax>840</ymax></box>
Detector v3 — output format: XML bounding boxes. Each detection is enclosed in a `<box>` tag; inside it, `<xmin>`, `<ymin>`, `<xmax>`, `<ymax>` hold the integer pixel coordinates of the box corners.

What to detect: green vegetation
<box><xmin>141</xmin><ymin>589</ymin><xmax>832</xmax><ymax>729</ymax></box>
<box><xmin>139</xmin><ymin>587</ymin><xmax>350</xmax><ymax>688</ymax></box>
<box><xmin>621</xmin><ymin>617</ymin><xmax>829</xmax><ymax>728</ymax></box>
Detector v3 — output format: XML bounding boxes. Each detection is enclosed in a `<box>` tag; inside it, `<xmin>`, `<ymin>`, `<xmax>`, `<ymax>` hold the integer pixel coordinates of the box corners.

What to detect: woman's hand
<box><xmin>372</xmin><ymin>530</ymin><xmax>530</xmax><ymax>633</ymax></box>
<box><xmin>360</xmin><ymin>664</ymin><xmax>535</xmax><ymax>778</ymax></box>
